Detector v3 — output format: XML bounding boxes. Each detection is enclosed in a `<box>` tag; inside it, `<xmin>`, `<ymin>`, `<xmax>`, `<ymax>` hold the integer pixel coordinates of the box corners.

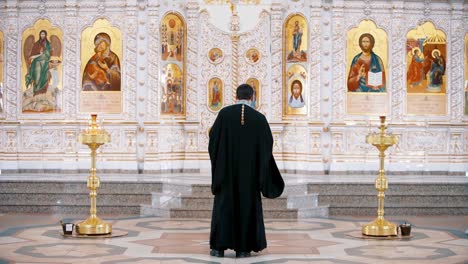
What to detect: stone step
<box><xmin>140</xmin><ymin>204</ymin><xmax>329</xmax><ymax>219</ymax></box>
<box><xmin>318</xmin><ymin>195</ymin><xmax>468</xmax><ymax>207</ymax></box>
<box><xmin>159</xmin><ymin>183</ymin><xmax>308</xmax><ymax>196</ymax></box>
<box><xmin>308</xmin><ymin>183</ymin><xmax>466</xmax><ymax>195</ymax></box>
<box><xmin>0</xmin><ymin>205</ymin><xmax>140</xmax><ymax>215</ymax></box>
<box><xmin>151</xmin><ymin>193</ymin><xmax>319</xmax><ymax>209</ymax></box>
<box><xmin>0</xmin><ymin>193</ymin><xmax>151</xmax><ymax>206</ymax></box>
<box><xmin>1</xmin><ymin>180</ymin><xmax>464</xmax><ymax>217</ymax></box>
<box><xmin>0</xmin><ymin>182</ymin><xmax>163</xmax><ymax>194</ymax></box>
<box><xmin>330</xmin><ymin>206</ymin><xmax>468</xmax><ymax>216</ymax></box>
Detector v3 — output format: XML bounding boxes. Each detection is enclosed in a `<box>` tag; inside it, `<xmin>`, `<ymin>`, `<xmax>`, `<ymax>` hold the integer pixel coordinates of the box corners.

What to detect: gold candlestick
<box><xmin>76</xmin><ymin>114</ymin><xmax>112</xmax><ymax>235</ymax></box>
<box><xmin>362</xmin><ymin>116</ymin><xmax>398</xmax><ymax>236</ymax></box>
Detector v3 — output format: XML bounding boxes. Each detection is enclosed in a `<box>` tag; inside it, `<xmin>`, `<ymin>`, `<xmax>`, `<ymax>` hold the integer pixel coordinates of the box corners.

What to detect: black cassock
<box><xmin>209</xmin><ymin>103</ymin><xmax>284</xmax><ymax>252</ymax></box>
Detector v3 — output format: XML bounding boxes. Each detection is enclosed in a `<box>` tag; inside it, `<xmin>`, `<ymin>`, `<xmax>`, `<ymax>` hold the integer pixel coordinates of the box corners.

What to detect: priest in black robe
<box><xmin>209</xmin><ymin>84</ymin><xmax>284</xmax><ymax>258</ymax></box>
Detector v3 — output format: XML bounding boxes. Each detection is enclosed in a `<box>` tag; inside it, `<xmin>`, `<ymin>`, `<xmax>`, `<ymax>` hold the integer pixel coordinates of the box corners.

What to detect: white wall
<box><xmin>0</xmin><ymin>0</ymin><xmax>466</xmax><ymax>173</ymax></box>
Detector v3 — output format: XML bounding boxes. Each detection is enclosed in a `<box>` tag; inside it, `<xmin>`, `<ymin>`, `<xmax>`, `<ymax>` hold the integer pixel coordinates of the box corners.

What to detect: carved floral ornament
<box><xmin>204</xmin><ymin>0</ymin><xmax>261</xmax><ymax>4</ymax></box>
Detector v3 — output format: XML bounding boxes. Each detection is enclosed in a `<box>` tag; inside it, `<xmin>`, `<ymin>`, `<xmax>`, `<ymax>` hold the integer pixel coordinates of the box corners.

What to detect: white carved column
<box><xmin>185</xmin><ymin>1</ymin><xmax>200</xmax><ymax>156</ymax></box>
<box><xmin>309</xmin><ymin>1</ymin><xmax>321</xmax><ymax>121</ymax></box>
<box><xmin>390</xmin><ymin>1</ymin><xmax>405</xmax><ymax>121</ymax></box>
<box><xmin>5</xmin><ymin>0</ymin><xmax>18</xmax><ymax>121</ymax></box>
<box><xmin>270</xmin><ymin>1</ymin><xmax>283</xmax><ymax>122</ymax></box>
<box><xmin>136</xmin><ymin>0</ymin><xmax>150</xmax><ymax>171</ymax></box>
<box><xmin>125</xmin><ymin>0</ymin><xmax>138</xmax><ymax>121</ymax></box>
<box><xmin>186</xmin><ymin>0</ymin><xmax>200</xmax><ymax>121</ymax></box>
<box><xmin>230</xmin><ymin>10</ymin><xmax>240</xmax><ymax>102</ymax></box>
<box><xmin>64</xmin><ymin>0</ymin><xmax>78</xmax><ymax>119</ymax></box>
<box><xmin>449</xmin><ymin>1</ymin><xmax>464</xmax><ymax>122</ymax></box>
<box><xmin>331</xmin><ymin>0</ymin><xmax>345</xmax><ymax>121</ymax></box>
<box><xmin>146</xmin><ymin>0</ymin><xmax>160</xmax><ymax>120</ymax></box>
<box><xmin>319</xmin><ymin>0</ymin><xmax>332</xmax><ymax>171</ymax></box>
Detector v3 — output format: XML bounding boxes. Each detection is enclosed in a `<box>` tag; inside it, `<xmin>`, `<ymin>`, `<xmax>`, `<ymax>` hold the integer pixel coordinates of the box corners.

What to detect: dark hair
<box><xmin>358</xmin><ymin>33</ymin><xmax>375</xmax><ymax>50</ymax></box>
<box><xmin>39</xmin><ymin>30</ymin><xmax>48</xmax><ymax>42</ymax></box>
<box><xmin>289</xmin><ymin>80</ymin><xmax>304</xmax><ymax>103</ymax></box>
<box><xmin>290</xmin><ymin>80</ymin><xmax>302</xmax><ymax>94</ymax></box>
<box><xmin>236</xmin><ymin>83</ymin><xmax>254</xmax><ymax>100</ymax></box>
<box><xmin>39</xmin><ymin>30</ymin><xmax>47</xmax><ymax>37</ymax></box>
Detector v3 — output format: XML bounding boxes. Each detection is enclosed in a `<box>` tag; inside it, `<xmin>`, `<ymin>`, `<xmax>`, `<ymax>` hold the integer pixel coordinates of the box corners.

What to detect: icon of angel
<box><xmin>22</xmin><ymin>29</ymin><xmax>62</xmax><ymax>112</ymax></box>
<box><xmin>23</xmin><ymin>30</ymin><xmax>61</xmax><ymax>96</ymax></box>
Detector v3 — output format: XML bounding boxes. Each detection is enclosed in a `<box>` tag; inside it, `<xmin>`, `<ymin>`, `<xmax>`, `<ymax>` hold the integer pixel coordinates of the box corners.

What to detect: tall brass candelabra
<box><xmin>362</xmin><ymin>116</ymin><xmax>398</xmax><ymax>236</ymax></box>
<box><xmin>76</xmin><ymin>114</ymin><xmax>112</xmax><ymax>235</ymax></box>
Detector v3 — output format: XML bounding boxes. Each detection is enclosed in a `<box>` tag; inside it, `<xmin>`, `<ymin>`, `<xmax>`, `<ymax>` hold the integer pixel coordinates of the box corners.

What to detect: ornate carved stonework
<box><xmin>449</xmin><ymin>18</ymin><xmax>464</xmax><ymax>121</ymax></box>
<box><xmin>6</xmin><ymin>10</ymin><xmax>18</xmax><ymax>120</ymax></box>
<box><xmin>0</xmin><ymin>129</ymin><xmax>3</xmax><ymax>151</ymax></box>
<box><xmin>331</xmin><ymin>8</ymin><xmax>344</xmax><ymax>121</ymax></box>
<box><xmin>63</xmin><ymin>130</ymin><xmax>77</xmax><ymax>153</ymax></box>
<box><xmin>124</xmin><ymin>130</ymin><xmax>136</xmax><ymax>152</ymax></box>
<box><xmin>390</xmin><ymin>5</ymin><xmax>405</xmax><ymax>121</ymax></box>
<box><xmin>146</xmin><ymin>4</ymin><xmax>160</xmax><ymax>121</ymax></box>
<box><xmin>0</xmin><ymin>1</ymin><xmax>465</xmax><ymax>171</ymax></box>
<box><xmin>346</xmin><ymin>129</ymin><xmax>374</xmax><ymax>153</ymax></box>
<box><xmin>282</xmin><ymin>126</ymin><xmax>309</xmax><ymax>153</ymax></box>
<box><xmin>464</xmin><ymin>132</ymin><xmax>468</xmax><ymax>153</ymax></box>
<box><xmin>450</xmin><ymin>133</ymin><xmax>463</xmax><ymax>154</ymax></box>
<box><xmin>311</xmin><ymin>132</ymin><xmax>322</xmax><ymax>154</ymax></box>
<box><xmin>158</xmin><ymin>126</ymin><xmax>185</xmax><ymax>153</ymax></box>
<box><xmin>406</xmin><ymin>131</ymin><xmax>447</xmax><ymax>153</ymax></box>
<box><xmin>145</xmin><ymin>130</ymin><xmax>159</xmax><ymax>154</ymax></box>
<box><xmin>124</xmin><ymin>7</ymin><xmax>138</xmax><ymax>121</ymax></box>
<box><xmin>331</xmin><ymin>132</ymin><xmax>344</xmax><ymax>154</ymax></box>
<box><xmin>269</xmin><ymin>2</ymin><xmax>283</xmax><ymax>121</ymax></box>
<box><xmin>63</xmin><ymin>12</ymin><xmax>78</xmax><ymax>119</ymax></box>
<box><xmin>238</xmin><ymin>11</ymin><xmax>269</xmax><ymax>113</ymax></box>
<box><xmin>198</xmin><ymin>11</ymin><xmax>232</xmax><ymax>151</ymax></box>
<box><xmin>308</xmin><ymin>20</ymin><xmax>321</xmax><ymax>121</ymax></box>
<box><xmin>6</xmin><ymin>130</ymin><xmax>17</xmax><ymax>152</ymax></box>
<box><xmin>186</xmin><ymin>1</ymin><xmax>200</xmax><ymax>121</ymax></box>
<box><xmin>21</xmin><ymin>129</ymin><xmax>62</xmax><ymax>152</ymax></box>
<box><xmin>100</xmin><ymin>129</ymin><xmax>123</xmax><ymax>153</ymax></box>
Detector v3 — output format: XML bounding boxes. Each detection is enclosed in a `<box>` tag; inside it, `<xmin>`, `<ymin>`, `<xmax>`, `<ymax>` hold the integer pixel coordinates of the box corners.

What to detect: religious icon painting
<box><xmin>245</xmin><ymin>48</ymin><xmax>260</xmax><ymax>64</ymax></box>
<box><xmin>161</xmin><ymin>13</ymin><xmax>185</xmax><ymax>62</ymax></box>
<box><xmin>161</xmin><ymin>63</ymin><xmax>184</xmax><ymax>115</ymax></box>
<box><xmin>160</xmin><ymin>12</ymin><xmax>186</xmax><ymax>117</ymax></box>
<box><xmin>406</xmin><ymin>21</ymin><xmax>446</xmax><ymax>116</ymax></box>
<box><xmin>346</xmin><ymin>19</ymin><xmax>389</xmax><ymax>115</ymax></box>
<box><xmin>283</xmin><ymin>13</ymin><xmax>308</xmax><ymax>118</ymax></box>
<box><xmin>284</xmin><ymin>14</ymin><xmax>308</xmax><ymax>63</ymax></box>
<box><xmin>208</xmin><ymin>48</ymin><xmax>223</xmax><ymax>64</ymax></box>
<box><xmin>207</xmin><ymin>77</ymin><xmax>223</xmax><ymax>112</ymax></box>
<box><xmin>465</xmin><ymin>33</ymin><xmax>468</xmax><ymax>116</ymax></box>
<box><xmin>284</xmin><ymin>64</ymin><xmax>307</xmax><ymax>116</ymax></box>
<box><xmin>80</xmin><ymin>19</ymin><xmax>122</xmax><ymax>113</ymax></box>
<box><xmin>21</xmin><ymin>19</ymin><xmax>63</xmax><ymax>113</ymax></box>
<box><xmin>0</xmin><ymin>30</ymin><xmax>4</xmax><ymax>114</ymax></box>
<box><xmin>246</xmin><ymin>78</ymin><xmax>260</xmax><ymax>110</ymax></box>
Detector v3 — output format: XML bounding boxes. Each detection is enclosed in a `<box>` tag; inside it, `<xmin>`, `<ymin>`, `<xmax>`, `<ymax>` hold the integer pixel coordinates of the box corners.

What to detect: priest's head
<box><xmin>236</xmin><ymin>84</ymin><xmax>254</xmax><ymax>101</ymax></box>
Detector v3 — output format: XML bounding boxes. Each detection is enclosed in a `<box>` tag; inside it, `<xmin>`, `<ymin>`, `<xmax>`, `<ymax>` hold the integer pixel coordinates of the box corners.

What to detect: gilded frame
<box><xmin>160</xmin><ymin>12</ymin><xmax>187</xmax><ymax>117</ymax></box>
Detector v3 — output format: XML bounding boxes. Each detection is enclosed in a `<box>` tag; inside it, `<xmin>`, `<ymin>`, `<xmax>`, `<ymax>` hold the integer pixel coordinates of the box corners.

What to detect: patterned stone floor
<box><xmin>0</xmin><ymin>214</ymin><xmax>466</xmax><ymax>264</ymax></box>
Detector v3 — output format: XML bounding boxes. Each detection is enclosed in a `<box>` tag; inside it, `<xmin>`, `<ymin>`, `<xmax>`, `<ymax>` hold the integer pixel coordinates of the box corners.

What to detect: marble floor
<box><xmin>0</xmin><ymin>173</ymin><xmax>466</xmax><ymax>263</ymax></box>
<box><xmin>0</xmin><ymin>214</ymin><xmax>466</xmax><ymax>264</ymax></box>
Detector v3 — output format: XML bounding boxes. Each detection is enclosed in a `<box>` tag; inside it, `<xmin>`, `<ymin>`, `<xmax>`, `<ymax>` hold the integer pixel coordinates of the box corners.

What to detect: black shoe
<box><xmin>210</xmin><ymin>249</ymin><xmax>224</xmax><ymax>257</ymax></box>
<box><xmin>236</xmin><ymin>251</ymin><xmax>251</xmax><ymax>258</ymax></box>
